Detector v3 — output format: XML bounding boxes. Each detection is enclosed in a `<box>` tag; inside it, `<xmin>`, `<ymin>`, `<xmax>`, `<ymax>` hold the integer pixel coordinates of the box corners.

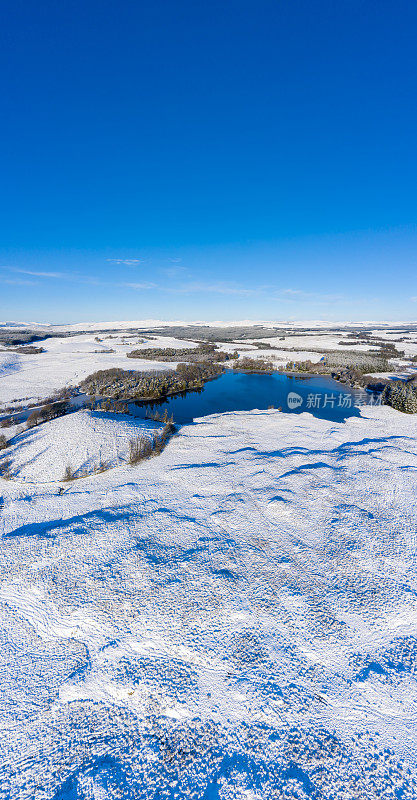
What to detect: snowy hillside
<box><xmin>0</xmin><ymin>405</ymin><xmax>417</xmax><ymax>796</ymax></box>
<box><xmin>6</xmin><ymin>410</ymin><xmax>163</xmax><ymax>482</ymax></box>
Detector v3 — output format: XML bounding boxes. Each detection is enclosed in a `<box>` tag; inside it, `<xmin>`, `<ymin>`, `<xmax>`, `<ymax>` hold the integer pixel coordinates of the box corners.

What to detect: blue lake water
<box><xmin>129</xmin><ymin>370</ymin><xmax>366</xmax><ymax>423</ymax></box>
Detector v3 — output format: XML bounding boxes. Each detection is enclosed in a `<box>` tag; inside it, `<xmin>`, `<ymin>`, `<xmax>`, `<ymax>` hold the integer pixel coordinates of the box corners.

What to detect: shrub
<box><xmin>4</xmin><ymin>345</ymin><xmax>45</xmax><ymax>354</ymax></box>
<box><xmin>27</xmin><ymin>401</ymin><xmax>69</xmax><ymax>428</ymax></box>
<box><xmin>153</xmin><ymin>421</ymin><xmax>175</xmax><ymax>454</ymax></box>
<box><xmin>26</xmin><ymin>409</ymin><xmax>42</xmax><ymax>428</ymax></box>
<box><xmin>128</xmin><ymin>419</ymin><xmax>176</xmax><ymax>465</ymax></box>
<box><xmin>0</xmin><ymin>459</ymin><xmax>12</xmax><ymax>479</ymax></box>
<box><xmin>62</xmin><ymin>465</ymin><xmax>75</xmax><ymax>481</ymax></box>
<box><xmin>95</xmin><ymin>459</ymin><xmax>110</xmax><ymax>473</ymax></box>
<box><xmin>93</xmin><ymin>348</ymin><xmax>115</xmax><ymax>353</ymax></box>
<box><xmin>0</xmin><ymin>435</ymin><xmax>8</xmax><ymax>450</ymax></box>
<box><xmin>128</xmin><ymin>436</ymin><xmax>153</xmax><ymax>465</ymax></box>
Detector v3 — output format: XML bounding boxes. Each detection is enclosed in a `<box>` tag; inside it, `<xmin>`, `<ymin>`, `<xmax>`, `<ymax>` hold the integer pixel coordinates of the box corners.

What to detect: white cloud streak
<box><xmin>278</xmin><ymin>288</ymin><xmax>345</xmax><ymax>302</ymax></box>
<box><xmin>107</xmin><ymin>258</ymin><xmax>143</xmax><ymax>266</ymax></box>
<box><xmin>1</xmin><ymin>267</ymin><xmax>348</xmax><ymax>305</ymax></box>
<box><xmin>1</xmin><ymin>277</ymin><xmax>38</xmax><ymax>286</ymax></box>
<box><xmin>119</xmin><ymin>282</ymin><xmax>157</xmax><ymax>290</ymax></box>
<box><xmin>167</xmin><ymin>281</ymin><xmax>263</xmax><ymax>296</ymax></box>
<box><xmin>12</xmin><ymin>268</ymin><xmax>69</xmax><ymax>279</ymax></box>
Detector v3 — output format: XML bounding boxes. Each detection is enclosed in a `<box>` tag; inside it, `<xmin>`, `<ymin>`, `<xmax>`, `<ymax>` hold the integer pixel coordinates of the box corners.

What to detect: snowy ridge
<box><xmin>2</xmin><ymin>318</ymin><xmax>417</xmax><ymax>331</ymax></box>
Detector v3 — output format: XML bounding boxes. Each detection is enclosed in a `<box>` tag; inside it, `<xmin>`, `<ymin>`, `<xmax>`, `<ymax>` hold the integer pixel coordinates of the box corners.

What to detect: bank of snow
<box><xmin>6</xmin><ymin>409</ymin><xmax>162</xmax><ymax>482</ymax></box>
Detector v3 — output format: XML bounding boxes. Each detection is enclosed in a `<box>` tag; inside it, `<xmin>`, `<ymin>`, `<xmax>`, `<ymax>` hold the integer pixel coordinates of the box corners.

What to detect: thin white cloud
<box><xmin>2</xmin><ymin>266</ymin><xmax>158</xmax><ymax>291</ymax></box>
<box><xmin>1</xmin><ymin>266</ymin><xmax>347</xmax><ymax>306</ymax></box>
<box><xmin>278</xmin><ymin>288</ymin><xmax>344</xmax><ymax>302</ymax></box>
<box><xmin>107</xmin><ymin>258</ymin><xmax>143</xmax><ymax>266</ymax></box>
<box><xmin>168</xmin><ymin>281</ymin><xmax>260</xmax><ymax>296</ymax></box>
<box><xmin>1</xmin><ymin>277</ymin><xmax>38</xmax><ymax>286</ymax></box>
<box><xmin>411</xmin><ymin>296</ymin><xmax>417</xmax><ymax>302</ymax></box>
<box><xmin>119</xmin><ymin>282</ymin><xmax>157</xmax><ymax>290</ymax></box>
<box><xmin>162</xmin><ymin>265</ymin><xmax>187</xmax><ymax>278</ymax></box>
<box><xmin>12</xmin><ymin>268</ymin><xmax>69</xmax><ymax>279</ymax></box>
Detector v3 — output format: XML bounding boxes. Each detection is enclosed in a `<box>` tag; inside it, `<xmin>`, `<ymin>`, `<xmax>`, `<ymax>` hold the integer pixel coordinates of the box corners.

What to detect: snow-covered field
<box><xmin>1</xmin><ymin>401</ymin><xmax>417</xmax><ymax>797</ymax></box>
<box><xmin>1</xmin><ymin>320</ymin><xmax>417</xmax><ymax>796</ymax></box>
<box><xmin>0</xmin><ymin>334</ymin><xmax>195</xmax><ymax>408</ymax></box>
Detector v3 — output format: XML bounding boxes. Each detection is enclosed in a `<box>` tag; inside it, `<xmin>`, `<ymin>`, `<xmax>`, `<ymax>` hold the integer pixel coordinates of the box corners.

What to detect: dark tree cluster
<box><xmin>26</xmin><ymin>401</ymin><xmax>70</xmax><ymax>428</ymax></box>
<box><xmin>2</xmin><ymin>346</ymin><xmax>46</xmax><ymax>354</ymax></box>
<box><xmin>382</xmin><ymin>381</ymin><xmax>417</xmax><ymax>413</ymax></box>
<box><xmin>286</xmin><ymin>352</ymin><xmax>391</xmax><ymax>376</ymax></box>
<box><xmin>133</xmin><ymin>324</ymin><xmax>285</xmax><ymax>341</ymax></box>
<box><xmin>80</xmin><ymin>362</ymin><xmax>225</xmax><ymax>401</ymax></box>
<box><xmin>126</xmin><ymin>343</ymin><xmax>230</xmax><ymax>362</ymax></box>
<box><xmin>251</xmin><ymin>341</ymin><xmax>273</xmax><ymax>349</ymax></box>
<box><xmin>0</xmin><ymin>331</ymin><xmax>46</xmax><ymax>346</ymax></box>
<box><xmin>233</xmin><ymin>357</ymin><xmax>275</xmax><ymax>373</ymax></box>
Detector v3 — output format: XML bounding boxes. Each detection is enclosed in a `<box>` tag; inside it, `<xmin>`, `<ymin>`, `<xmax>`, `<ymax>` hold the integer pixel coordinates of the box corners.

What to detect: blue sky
<box><xmin>1</xmin><ymin>0</ymin><xmax>416</xmax><ymax>323</ymax></box>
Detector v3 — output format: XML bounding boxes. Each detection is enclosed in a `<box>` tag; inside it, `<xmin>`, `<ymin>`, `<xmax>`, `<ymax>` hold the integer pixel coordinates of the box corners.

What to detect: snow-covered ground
<box><xmin>1</xmin><ymin>403</ymin><xmax>417</xmax><ymax>796</ymax></box>
<box><xmin>264</xmin><ymin>333</ymin><xmax>380</xmax><ymax>352</ymax></box>
<box><xmin>1</xmin><ymin>320</ymin><xmax>417</xmax><ymax>796</ymax></box>
<box><xmin>0</xmin><ymin>334</ymin><xmax>195</xmax><ymax>408</ymax></box>
<box><xmin>5</xmin><ymin>410</ymin><xmax>163</xmax><ymax>483</ymax></box>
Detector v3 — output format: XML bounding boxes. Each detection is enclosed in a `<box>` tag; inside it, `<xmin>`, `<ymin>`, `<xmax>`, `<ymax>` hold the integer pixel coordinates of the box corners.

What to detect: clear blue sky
<box><xmin>1</xmin><ymin>0</ymin><xmax>416</xmax><ymax>323</ymax></box>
